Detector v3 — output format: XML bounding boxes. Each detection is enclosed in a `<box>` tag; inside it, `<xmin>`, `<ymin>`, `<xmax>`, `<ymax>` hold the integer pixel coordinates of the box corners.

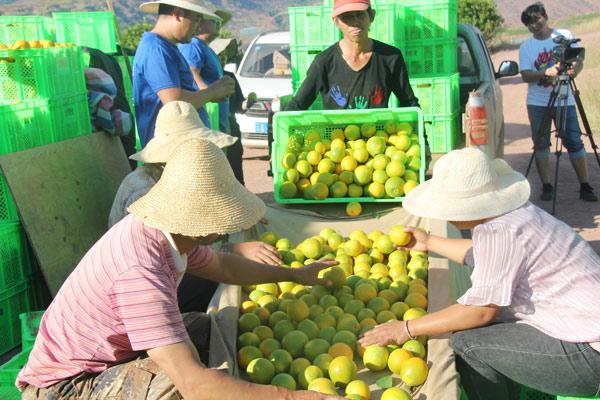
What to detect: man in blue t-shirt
<box><xmin>134</xmin><ymin>0</ymin><xmax>235</xmax><ymax>147</ymax></box>
<box><xmin>178</xmin><ymin>12</ymin><xmax>231</xmax><ymax>133</ymax></box>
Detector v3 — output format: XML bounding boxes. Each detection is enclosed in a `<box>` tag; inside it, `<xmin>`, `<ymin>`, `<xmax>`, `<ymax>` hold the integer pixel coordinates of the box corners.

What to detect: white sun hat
<box><xmin>130</xmin><ymin>101</ymin><xmax>237</xmax><ymax>163</ymax></box>
<box><xmin>403</xmin><ymin>148</ymin><xmax>531</xmax><ymax>221</ymax></box>
<box><xmin>210</xmin><ymin>37</ymin><xmax>235</xmax><ymax>56</ymax></box>
<box><xmin>128</xmin><ymin>138</ymin><xmax>266</xmax><ymax>236</ymax></box>
<box><xmin>139</xmin><ymin>0</ymin><xmax>222</xmax><ymax>22</ymax></box>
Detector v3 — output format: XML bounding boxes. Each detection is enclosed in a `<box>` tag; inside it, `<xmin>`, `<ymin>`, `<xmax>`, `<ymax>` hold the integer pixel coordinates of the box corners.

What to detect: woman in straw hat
<box><xmin>360</xmin><ymin>148</ymin><xmax>600</xmax><ymax>399</ymax></box>
<box><xmin>18</xmin><ymin>138</ymin><xmax>343</xmax><ymax>400</ymax></box>
<box><xmin>109</xmin><ymin>101</ymin><xmax>282</xmax><ymax>311</ymax></box>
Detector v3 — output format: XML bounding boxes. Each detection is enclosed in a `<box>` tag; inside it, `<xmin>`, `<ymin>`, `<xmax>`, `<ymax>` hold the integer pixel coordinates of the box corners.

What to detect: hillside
<box><xmin>1</xmin><ymin>0</ymin><xmax>599</xmax><ymax>34</ymax></box>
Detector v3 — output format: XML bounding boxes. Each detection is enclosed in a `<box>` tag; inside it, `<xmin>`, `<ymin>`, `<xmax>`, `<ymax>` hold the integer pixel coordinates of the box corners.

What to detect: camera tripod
<box><xmin>525</xmin><ymin>71</ymin><xmax>600</xmax><ymax>215</ymax></box>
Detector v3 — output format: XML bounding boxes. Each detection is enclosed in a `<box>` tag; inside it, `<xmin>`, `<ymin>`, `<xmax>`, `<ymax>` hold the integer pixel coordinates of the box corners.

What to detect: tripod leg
<box><xmin>525</xmin><ymin>152</ymin><xmax>535</xmax><ymax>177</ymax></box>
<box><xmin>570</xmin><ymin>78</ymin><xmax>600</xmax><ymax>168</ymax></box>
<box><xmin>552</xmin><ymin>151</ymin><xmax>560</xmax><ymax>215</ymax></box>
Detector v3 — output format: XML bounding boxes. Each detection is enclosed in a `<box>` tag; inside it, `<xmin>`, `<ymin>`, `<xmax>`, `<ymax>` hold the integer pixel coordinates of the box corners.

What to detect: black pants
<box><xmin>227</xmin><ymin>117</ymin><xmax>245</xmax><ymax>185</ymax></box>
<box><xmin>177</xmin><ymin>273</ymin><xmax>219</xmax><ymax>313</ymax></box>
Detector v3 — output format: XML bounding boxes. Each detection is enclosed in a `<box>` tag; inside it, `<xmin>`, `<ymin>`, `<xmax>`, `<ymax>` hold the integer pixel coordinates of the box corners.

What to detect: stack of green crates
<box><xmin>0</xmin><ymin>311</ymin><xmax>45</xmax><ymax>399</ymax></box>
<box><xmin>0</xmin><ymin>16</ymin><xmax>85</xmax><ymax>357</ymax></box>
<box><xmin>0</xmin><ymin>16</ymin><xmax>55</xmax><ymax>45</ymax></box>
<box><xmin>377</xmin><ymin>0</ymin><xmax>460</xmax><ymax>153</ymax></box>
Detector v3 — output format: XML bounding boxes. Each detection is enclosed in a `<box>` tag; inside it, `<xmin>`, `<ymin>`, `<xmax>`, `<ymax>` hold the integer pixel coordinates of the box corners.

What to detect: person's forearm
<box><xmin>178</xmin><ymin>89</ymin><xmax>213</xmax><ymax>109</ymax></box>
<box><xmin>521</xmin><ymin>70</ymin><xmax>546</xmax><ymax>83</ymax></box>
<box><xmin>183</xmin><ymin>367</ymin><xmax>296</xmax><ymax>400</ymax></box>
<box><xmin>408</xmin><ymin>304</ymin><xmax>498</xmax><ymax>338</ymax></box>
<box><xmin>426</xmin><ymin>235</ymin><xmax>472</xmax><ymax>264</ymax></box>
<box><xmin>212</xmin><ymin>252</ymin><xmax>295</xmax><ymax>286</ymax></box>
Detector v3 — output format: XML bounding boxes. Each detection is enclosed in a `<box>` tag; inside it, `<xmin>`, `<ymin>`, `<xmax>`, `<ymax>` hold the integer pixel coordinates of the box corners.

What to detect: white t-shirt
<box><xmin>458</xmin><ymin>202</ymin><xmax>600</xmax><ymax>351</ymax></box>
<box><xmin>518</xmin><ymin>29</ymin><xmax>576</xmax><ymax>106</ymax></box>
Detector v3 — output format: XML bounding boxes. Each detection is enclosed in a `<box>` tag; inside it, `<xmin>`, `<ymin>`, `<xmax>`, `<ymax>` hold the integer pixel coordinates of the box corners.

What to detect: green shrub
<box><xmin>121</xmin><ymin>20</ymin><xmax>154</xmax><ymax>51</ymax></box>
<box><xmin>458</xmin><ymin>0</ymin><xmax>504</xmax><ymax>43</ymax></box>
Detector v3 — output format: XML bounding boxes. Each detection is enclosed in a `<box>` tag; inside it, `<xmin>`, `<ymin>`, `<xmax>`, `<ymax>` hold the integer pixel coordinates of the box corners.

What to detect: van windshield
<box><xmin>240</xmin><ymin>42</ymin><xmax>292</xmax><ymax>78</ymax></box>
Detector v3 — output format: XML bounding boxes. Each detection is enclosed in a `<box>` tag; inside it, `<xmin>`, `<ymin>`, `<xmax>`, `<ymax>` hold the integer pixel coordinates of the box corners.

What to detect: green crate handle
<box><xmin>306</xmin><ymin>10</ymin><xmax>324</xmax><ymax>17</ymax></box>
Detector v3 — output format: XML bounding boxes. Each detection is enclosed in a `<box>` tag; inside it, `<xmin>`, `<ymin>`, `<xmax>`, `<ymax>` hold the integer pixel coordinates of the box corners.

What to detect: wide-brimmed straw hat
<box><xmin>332</xmin><ymin>0</ymin><xmax>371</xmax><ymax>19</ymax></box>
<box><xmin>403</xmin><ymin>148</ymin><xmax>531</xmax><ymax>221</ymax></box>
<box><xmin>130</xmin><ymin>101</ymin><xmax>236</xmax><ymax>163</ymax></box>
<box><xmin>139</xmin><ymin>0</ymin><xmax>222</xmax><ymax>22</ymax></box>
<box><xmin>128</xmin><ymin>138</ymin><xmax>266</xmax><ymax>236</ymax></box>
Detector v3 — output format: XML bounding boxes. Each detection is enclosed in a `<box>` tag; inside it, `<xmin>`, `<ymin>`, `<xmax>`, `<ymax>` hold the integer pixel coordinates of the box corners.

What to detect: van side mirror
<box><xmin>224</xmin><ymin>63</ymin><xmax>237</xmax><ymax>74</ymax></box>
<box><xmin>495</xmin><ymin>60</ymin><xmax>519</xmax><ymax>79</ymax></box>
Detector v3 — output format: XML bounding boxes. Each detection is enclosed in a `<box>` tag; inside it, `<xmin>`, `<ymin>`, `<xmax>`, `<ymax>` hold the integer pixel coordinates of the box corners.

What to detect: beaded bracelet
<box><xmin>403</xmin><ymin>320</ymin><xmax>416</xmax><ymax>340</ymax></box>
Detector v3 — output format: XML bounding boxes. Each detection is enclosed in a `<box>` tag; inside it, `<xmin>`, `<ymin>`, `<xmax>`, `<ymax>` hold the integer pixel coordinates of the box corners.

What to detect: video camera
<box><xmin>552</xmin><ymin>35</ymin><xmax>585</xmax><ymax>66</ymax></box>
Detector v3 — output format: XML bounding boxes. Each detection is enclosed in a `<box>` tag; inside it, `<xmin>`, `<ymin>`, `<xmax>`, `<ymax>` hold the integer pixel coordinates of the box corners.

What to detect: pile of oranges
<box><xmin>0</xmin><ymin>39</ymin><xmax>74</xmax><ymax>50</ymax></box>
<box><xmin>237</xmin><ymin>227</ymin><xmax>430</xmax><ymax>399</ymax></box>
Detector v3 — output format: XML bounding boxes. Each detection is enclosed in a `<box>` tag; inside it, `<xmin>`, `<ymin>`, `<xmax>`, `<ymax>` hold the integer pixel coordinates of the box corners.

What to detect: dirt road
<box><xmin>242</xmin><ymin>39</ymin><xmax>600</xmax><ymax>253</ymax></box>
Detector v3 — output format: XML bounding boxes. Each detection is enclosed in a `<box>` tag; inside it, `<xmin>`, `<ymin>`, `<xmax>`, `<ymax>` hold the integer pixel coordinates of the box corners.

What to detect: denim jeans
<box><xmin>527</xmin><ymin>105</ymin><xmax>585</xmax><ymax>159</ymax></box>
<box><xmin>452</xmin><ymin>323</ymin><xmax>600</xmax><ymax>399</ymax></box>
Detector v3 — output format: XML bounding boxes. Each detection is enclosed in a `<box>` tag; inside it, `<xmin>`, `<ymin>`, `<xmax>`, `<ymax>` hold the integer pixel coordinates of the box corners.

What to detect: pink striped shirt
<box><xmin>458</xmin><ymin>202</ymin><xmax>600</xmax><ymax>350</ymax></box>
<box><xmin>17</xmin><ymin>214</ymin><xmax>213</xmax><ymax>389</ymax></box>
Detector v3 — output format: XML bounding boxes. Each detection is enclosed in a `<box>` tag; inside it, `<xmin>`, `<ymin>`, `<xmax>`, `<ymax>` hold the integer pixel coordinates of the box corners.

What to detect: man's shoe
<box><xmin>540</xmin><ymin>183</ymin><xmax>553</xmax><ymax>201</ymax></box>
<box><xmin>580</xmin><ymin>183</ymin><xmax>598</xmax><ymax>202</ymax></box>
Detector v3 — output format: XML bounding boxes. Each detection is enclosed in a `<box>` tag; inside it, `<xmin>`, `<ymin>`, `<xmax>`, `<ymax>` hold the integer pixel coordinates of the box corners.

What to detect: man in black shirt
<box><xmin>286</xmin><ymin>0</ymin><xmax>419</xmax><ymax>111</ymax></box>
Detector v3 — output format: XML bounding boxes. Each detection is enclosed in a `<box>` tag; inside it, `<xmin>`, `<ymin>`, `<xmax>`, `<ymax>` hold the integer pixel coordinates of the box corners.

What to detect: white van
<box><xmin>231</xmin><ymin>31</ymin><xmax>292</xmax><ymax>147</ymax></box>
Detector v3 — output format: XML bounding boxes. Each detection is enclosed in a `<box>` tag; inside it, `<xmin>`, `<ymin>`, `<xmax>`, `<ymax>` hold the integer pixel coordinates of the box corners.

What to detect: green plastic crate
<box><xmin>19</xmin><ymin>311</ymin><xmax>44</xmax><ymax>351</ymax></box>
<box><xmin>404</xmin><ymin>0</ymin><xmax>458</xmax><ymax>41</ymax></box>
<box><xmin>0</xmin><ymin>100</ymin><xmax>53</xmax><ymax>155</ymax></box>
<box><xmin>410</xmin><ymin>73</ymin><xmax>460</xmax><ymax>116</ymax></box>
<box><xmin>0</xmin><ymin>46</ymin><xmax>85</xmax><ymax>101</ymax></box>
<box><xmin>0</xmin><ymin>174</ymin><xmax>19</xmax><ymax>223</ymax></box>
<box><xmin>370</xmin><ymin>4</ymin><xmax>405</xmax><ymax>45</ymax></box>
<box><xmin>116</xmin><ymin>55</ymin><xmax>134</xmax><ymax>104</ymax></box>
<box><xmin>291</xmin><ymin>45</ymin><xmax>328</xmax><ymax>87</ymax></box>
<box><xmin>53</xmin><ymin>12</ymin><xmax>117</xmax><ymax>54</ymax></box>
<box><xmin>388</xmin><ymin>74</ymin><xmax>460</xmax><ymax>115</ymax></box>
<box><xmin>520</xmin><ymin>387</ymin><xmax>555</xmax><ymax>400</ymax></box>
<box><xmin>0</xmin><ymin>386</ymin><xmax>21</xmax><ymax>400</ymax></box>
<box><xmin>404</xmin><ymin>38</ymin><xmax>458</xmax><ymax>77</ymax></box>
<box><xmin>0</xmin><ymin>222</ymin><xmax>30</xmax><ymax>292</ymax></box>
<box><xmin>48</xmin><ymin>93</ymin><xmax>92</xmax><ymax>142</ymax></box>
<box><xmin>0</xmin><ymin>348</ymin><xmax>31</xmax><ymax>398</ymax></box>
<box><xmin>289</xmin><ymin>6</ymin><xmax>341</xmax><ymax>47</ymax></box>
<box><xmin>424</xmin><ymin>112</ymin><xmax>460</xmax><ymax>153</ymax></box>
<box><xmin>205</xmin><ymin>102</ymin><xmax>220</xmax><ymax>131</ymax></box>
<box><xmin>0</xmin><ymin>16</ymin><xmax>55</xmax><ymax>45</ymax></box>
<box><xmin>272</xmin><ymin>107</ymin><xmax>425</xmax><ymax>204</ymax></box>
<box><xmin>0</xmin><ymin>282</ymin><xmax>31</xmax><ymax>355</ymax></box>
